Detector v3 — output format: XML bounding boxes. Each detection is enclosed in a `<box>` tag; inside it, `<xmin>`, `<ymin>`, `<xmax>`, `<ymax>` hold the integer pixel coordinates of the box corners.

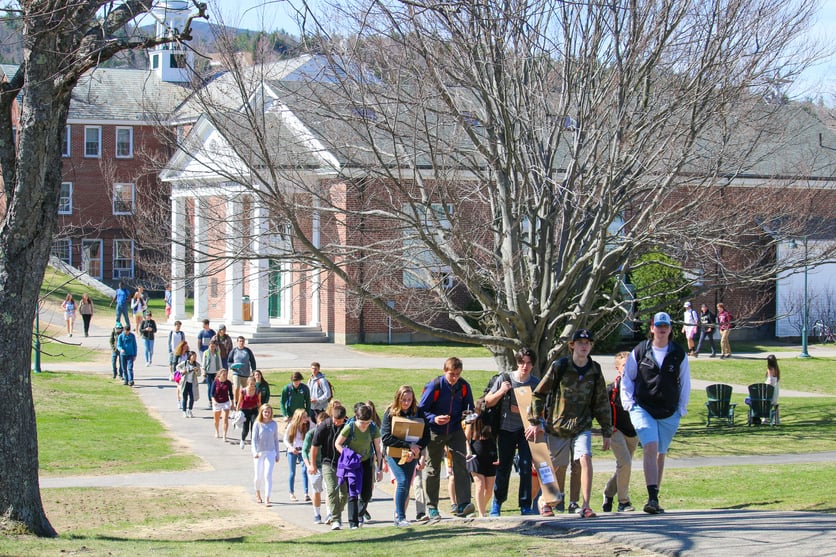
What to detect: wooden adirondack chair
<box><xmin>705</xmin><ymin>383</ymin><xmax>736</xmax><ymax>426</ymax></box>
<box><xmin>746</xmin><ymin>383</ymin><xmax>777</xmax><ymax>426</ymax></box>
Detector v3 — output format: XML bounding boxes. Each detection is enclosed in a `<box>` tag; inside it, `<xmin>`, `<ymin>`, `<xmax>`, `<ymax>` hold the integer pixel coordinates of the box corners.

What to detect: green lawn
<box><xmin>15</xmin><ymin>340</ymin><xmax>835</xmax><ymax>554</ymax></box>
<box><xmin>689</xmin><ymin>354</ymin><xmax>836</xmax><ymax>395</ymax></box>
<box><xmin>34</xmin><ymin>371</ymin><xmax>198</xmax><ymax>476</ymax></box>
<box><xmin>349</xmin><ymin>342</ymin><xmax>493</xmax><ymax>358</ymax></box>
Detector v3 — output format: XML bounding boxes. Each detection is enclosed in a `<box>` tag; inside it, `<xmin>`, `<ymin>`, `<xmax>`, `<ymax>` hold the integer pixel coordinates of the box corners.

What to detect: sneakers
<box><xmin>416</xmin><ymin>512</ymin><xmax>429</xmax><ymax>522</ymax></box>
<box><xmin>539</xmin><ymin>504</ymin><xmax>555</xmax><ymax>517</ymax></box>
<box><xmin>554</xmin><ymin>499</ymin><xmax>565</xmax><ymax>513</ymax></box>
<box><xmin>363</xmin><ymin>510</ymin><xmax>372</xmax><ymax>521</ymax></box>
<box><xmin>617</xmin><ymin>501</ymin><xmax>635</xmax><ymax>512</ymax></box>
<box><xmin>240</xmin><ymin>440</ymin><xmax>245</xmax><ymax>449</ymax></box>
<box><xmin>289</xmin><ymin>493</ymin><xmax>298</xmax><ymax>502</ymax></box>
<box><xmin>520</xmin><ymin>507</ymin><xmax>538</xmax><ymax>516</ymax></box>
<box><xmin>602</xmin><ymin>496</ymin><xmax>613</xmax><ymax>513</ymax></box>
<box><xmin>182</xmin><ymin>411</ymin><xmax>188</xmax><ymax>418</ymax></box>
<box><xmin>568</xmin><ymin>501</ymin><xmax>580</xmax><ymax>514</ymax></box>
<box><xmin>331</xmin><ymin>521</ymin><xmax>341</xmax><ymax>531</ymax></box>
<box><xmin>305</xmin><ymin>494</ymin><xmax>312</xmax><ymax>503</ymax></box>
<box><xmin>349</xmin><ymin>524</ymin><xmax>359</xmax><ymax>530</ymax></box>
<box><xmin>395</xmin><ymin>519</ymin><xmax>410</xmax><ymax>527</ymax></box>
<box><xmin>489</xmin><ymin>499</ymin><xmax>501</xmax><ymax>517</ymax></box>
<box><xmin>579</xmin><ymin>507</ymin><xmax>597</xmax><ymax>519</ymax></box>
<box><xmin>187</xmin><ymin>409</ymin><xmax>193</xmax><ymax>418</ymax></box>
<box><xmin>643</xmin><ymin>499</ymin><xmax>664</xmax><ymax>514</ymax></box>
<box><xmin>427</xmin><ymin>508</ymin><xmax>441</xmax><ymax>519</ymax></box>
<box><xmin>455</xmin><ymin>502</ymin><xmax>476</xmax><ymax>517</ymax></box>
<box><xmin>314</xmin><ymin>514</ymin><xmax>322</xmax><ymax>524</ymax></box>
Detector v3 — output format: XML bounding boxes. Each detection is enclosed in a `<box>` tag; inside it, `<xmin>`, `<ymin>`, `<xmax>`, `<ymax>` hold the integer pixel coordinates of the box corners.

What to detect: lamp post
<box><xmin>33</xmin><ymin>306</ymin><xmax>43</xmax><ymax>373</ymax></box>
<box><xmin>799</xmin><ymin>236</ymin><xmax>810</xmax><ymax>359</ymax></box>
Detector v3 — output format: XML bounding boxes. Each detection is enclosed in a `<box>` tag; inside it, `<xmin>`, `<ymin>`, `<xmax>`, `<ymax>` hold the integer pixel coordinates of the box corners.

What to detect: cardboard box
<box><xmin>386</xmin><ymin>416</ymin><xmax>425</xmax><ymax>458</ymax></box>
<box><xmin>514</xmin><ymin>386</ymin><xmax>561</xmax><ymax>506</ymax></box>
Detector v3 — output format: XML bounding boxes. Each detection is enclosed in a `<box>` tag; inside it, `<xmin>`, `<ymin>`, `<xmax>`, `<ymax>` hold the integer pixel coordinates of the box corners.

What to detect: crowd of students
<box><xmin>102</xmin><ymin>305</ymin><xmax>778</xmax><ymax>529</ymax></box>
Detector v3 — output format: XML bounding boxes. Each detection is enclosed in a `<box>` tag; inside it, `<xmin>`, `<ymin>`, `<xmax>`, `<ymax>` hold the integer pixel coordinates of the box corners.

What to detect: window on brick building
<box><xmin>402</xmin><ymin>203</ymin><xmax>454</xmax><ymax>289</ymax></box>
<box><xmin>112</xmin><ymin>183</ymin><xmax>135</xmax><ymax>215</ymax></box>
<box><xmin>51</xmin><ymin>239</ymin><xmax>71</xmax><ymax>265</ymax></box>
<box><xmin>62</xmin><ymin>125</ymin><xmax>71</xmax><ymax>157</ymax></box>
<box><xmin>58</xmin><ymin>182</ymin><xmax>72</xmax><ymax>214</ymax></box>
<box><xmin>84</xmin><ymin>126</ymin><xmax>101</xmax><ymax>157</ymax></box>
<box><xmin>113</xmin><ymin>239</ymin><xmax>134</xmax><ymax>279</ymax></box>
<box><xmin>81</xmin><ymin>239</ymin><xmax>103</xmax><ymax>279</ymax></box>
<box><xmin>115</xmin><ymin>127</ymin><xmax>133</xmax><ymax>158</ymax></box>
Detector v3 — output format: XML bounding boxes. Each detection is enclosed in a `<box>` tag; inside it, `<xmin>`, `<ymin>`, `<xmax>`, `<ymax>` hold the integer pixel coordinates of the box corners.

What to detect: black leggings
<box><xmin>242</xmin><ymin>407</ymin><xmax>259</xmax><ymax>441</ymax></box>
<box><xmin>82</xmin><ymin>314</ymin><xmax>92</xmax><ymax>335</ymax></box>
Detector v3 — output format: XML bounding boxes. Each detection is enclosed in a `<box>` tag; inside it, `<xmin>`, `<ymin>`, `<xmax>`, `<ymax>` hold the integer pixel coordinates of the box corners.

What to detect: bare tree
<box><xmin>0</xmin><ymin>0</ymin><xmax>206</xmax><ymax>536</ymax></box>
<box><xmin>164</xmin><ymin>0</ymin><xmax>835</xmax><ymax>374</ymax></box>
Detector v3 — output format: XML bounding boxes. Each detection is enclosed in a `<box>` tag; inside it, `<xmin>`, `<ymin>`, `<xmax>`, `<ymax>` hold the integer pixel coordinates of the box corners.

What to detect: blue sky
<box><xmin>225</xmin><ymin>0</ymin><xmax>835</xmax><ymax>100</ymax></box>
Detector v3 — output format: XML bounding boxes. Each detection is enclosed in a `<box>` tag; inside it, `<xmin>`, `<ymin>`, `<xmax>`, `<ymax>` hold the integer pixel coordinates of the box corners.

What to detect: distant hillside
<box><xmin>0</xmin><ymin>17</ymin><xmax>297</xmax><ymax>68</ymax></box>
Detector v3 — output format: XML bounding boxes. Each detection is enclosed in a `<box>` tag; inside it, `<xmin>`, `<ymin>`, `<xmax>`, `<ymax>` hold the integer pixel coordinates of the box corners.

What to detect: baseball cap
<box><xmin>653</xmin><ymin>312</ymin><xmax>672</xmax><ymax>326</ymax></box>
<box><xmin>218</xmin><ymin>324</ymin><xmax>227</xmax><ymax>330</ymax></box>
<box><xmin>683</xmin><ymin>301</ymin><xmax>691</xmax><ymax>308</ymax></box>
<box><xmin>572</xmin><ymin>329</ymin><xmax>594</xmax><ymax>342</ymax></box>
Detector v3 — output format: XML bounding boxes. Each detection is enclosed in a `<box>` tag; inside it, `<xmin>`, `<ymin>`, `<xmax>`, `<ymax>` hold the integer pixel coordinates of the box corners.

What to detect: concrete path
<box><xmin>36</xmin><ymin>305</ymin><xmax>836</xmax><ymax>556</ymax></box>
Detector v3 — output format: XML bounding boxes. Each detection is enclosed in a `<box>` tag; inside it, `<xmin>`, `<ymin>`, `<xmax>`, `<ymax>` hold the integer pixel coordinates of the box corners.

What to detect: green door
<box><xmin>268</xmin><ymin>260</ymin><xmax>282</xmax><ymax>319</ymax></box>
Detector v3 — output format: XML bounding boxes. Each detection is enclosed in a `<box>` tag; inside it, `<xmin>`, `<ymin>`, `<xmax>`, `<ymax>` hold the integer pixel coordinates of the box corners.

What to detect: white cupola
<box><xmin>148</xmin><ymin>0</ymin><xmax>193</xmax><ymax>83</ymax></box>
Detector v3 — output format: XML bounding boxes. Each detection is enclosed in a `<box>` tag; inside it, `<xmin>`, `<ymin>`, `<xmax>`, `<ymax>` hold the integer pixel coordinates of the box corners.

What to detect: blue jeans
<box><xmin>205</xmin><ymin>373</ymin><xmax>216</xmax><ymax>403</ymax></box>
<box><xmin>115</xmin><ymin>304</ymin><xmax>130</xmax><ymax>328</ymax></box>
<box><xmin>387</xmin><ymin>455</ymin><xmax>418</xmax><ymax>521</ymax></box>
<box><xmin>143</xmin><ymin>338</ymin><xmax>155</xmax><ymax>364</ymax></box>
<box><xmin>111</xmin><ymin>350</ymin><xmax>122</xmax><ymax>379</ymax></box>
<box><xmin>120</xmin><ymin>354</ymin><xmax>135</xmax><ymax>384</ymax></box>
<box><xmin>181</xmin><ymin>381</ymin><xmax>194</xmax><ymax>411</ymax></box>
<box><xmin>494</xmin><ymin>428</ymin><xmax>533</xmax><ymax>509</ymax></box>
<box><xmin>287</xmin><ymin>450</ymin><xmax>309</xmax><ymax>495</ymax></box>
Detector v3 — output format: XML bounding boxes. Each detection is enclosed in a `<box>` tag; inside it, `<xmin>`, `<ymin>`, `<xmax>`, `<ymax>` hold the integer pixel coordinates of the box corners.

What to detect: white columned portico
<box><xmin>193</xmin><ymin>197</ymin><xmax>209</xmax><ymax>320</ymax></box>
<box><xmin>225</xmin><ymin>195</ymin><xmax>244</xmax><ymax>325</ymax></box>
<box><xmin>310</xmin><ymin>198</ymin><xmax>321</xmax><ymax>326</ymax></box>
<box><xmin>170</xmin><ymin>196</ymin><xmax>187</xmax><ymax>321</ymax></box>
<box><xmin>249</xmin><ymin>201</ymin><xmax>270</xmax><ymax>327</ymax></box>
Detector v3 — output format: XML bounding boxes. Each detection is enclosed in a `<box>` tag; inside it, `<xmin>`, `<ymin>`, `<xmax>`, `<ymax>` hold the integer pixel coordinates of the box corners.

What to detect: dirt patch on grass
<box><xmin>41</xmin><ymin>486</ymin><xmax>309</xmax><ymax>540</ymax></box>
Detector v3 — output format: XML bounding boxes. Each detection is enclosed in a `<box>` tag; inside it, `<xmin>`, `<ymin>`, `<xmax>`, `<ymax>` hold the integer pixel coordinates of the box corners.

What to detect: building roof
<box><xmin>1</xmin><ymin>64</ymin><xmax>190</xmax><ymax>122</ymax></box>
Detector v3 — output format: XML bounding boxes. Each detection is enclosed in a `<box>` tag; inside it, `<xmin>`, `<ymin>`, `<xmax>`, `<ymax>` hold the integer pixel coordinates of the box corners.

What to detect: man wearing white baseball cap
<box><xmin>620</xmin><ymin>312</ymin><xmax>690</xmax><ymax>515</ymax></box>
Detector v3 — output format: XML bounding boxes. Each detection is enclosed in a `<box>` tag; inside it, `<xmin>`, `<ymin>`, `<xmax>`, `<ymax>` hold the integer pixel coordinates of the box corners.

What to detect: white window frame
<box><xmin>403</xmin><ymin>203</ymin><xmax>454</xmax><ymax>289</ymax></box>
<box><xmin>81</xmin><ymin>239</ymin><xmax>103</xmax><ymax>280</ymax></box>
<box><xmin>84</xmin><ymin>126</ymin><xmax>101</xmax><ymax>158</ymax></box>
<box><xmin>62</xmin><ymin>125</ymin><xmax>71</xmax><ymax>157</ymax></box>
<box><xmin>58</xmin><ymin>182</ymin><xmax>73</xmax><ymax>215</ymax></box>
<box><xmin>51</xmin><ymin>239</ymin><xmax>71</xmax><ymax>266</ymax></box>
<box><xmin>112</xmin><ymin>239</ymin><xmax>134</xmax><ymax>279</ymax></box>
<box><xmin>112</xmin><ymin>183</ymin><xmax>135</xmax><ymax>215</ymax></box>
<box><xmin>115</xmin><ymin>126</ymin><xmax>133</xmax><ymax>158</ymax></box>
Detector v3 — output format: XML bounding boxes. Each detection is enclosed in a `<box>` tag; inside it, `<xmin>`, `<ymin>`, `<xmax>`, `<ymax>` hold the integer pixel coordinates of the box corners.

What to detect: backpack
<box><xmin>317</xmin><ymin>377</ymin><xmax>334</xmax><ymax>402</ymax></box>
<box><xmin>344</xmin><ymin>418</ymin><xmax>379</xmax><ymax>459</ymax></box>
<box><xmin>427</xmin><ymin>375</ymin><xmax>468</xmax><ymax>402</ymax></box>
<box><xmin>479</xmin><ymin>373</ymin><xmax>509</xmax><ymax>435</ymax></box>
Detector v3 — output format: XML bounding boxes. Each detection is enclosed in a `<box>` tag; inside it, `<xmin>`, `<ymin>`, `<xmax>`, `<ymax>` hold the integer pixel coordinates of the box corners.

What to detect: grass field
<box><xmin>9</xmin><ymin>329</ymin><xmax>835</xmax><ymax>554</ymax></box>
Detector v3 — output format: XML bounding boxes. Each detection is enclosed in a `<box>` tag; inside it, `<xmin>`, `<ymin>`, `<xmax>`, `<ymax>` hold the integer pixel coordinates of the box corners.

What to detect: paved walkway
<box><xmin>37</xmin><ymin>306</ymin><xmax>836</xmax><ymax>556</ymax></box>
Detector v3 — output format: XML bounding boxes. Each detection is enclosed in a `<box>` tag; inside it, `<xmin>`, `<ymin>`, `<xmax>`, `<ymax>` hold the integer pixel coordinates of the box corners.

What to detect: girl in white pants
<box><xmin>252</xmin><ymin>404</ymin><xmax>281</xmax><ymax>505</ymax></box>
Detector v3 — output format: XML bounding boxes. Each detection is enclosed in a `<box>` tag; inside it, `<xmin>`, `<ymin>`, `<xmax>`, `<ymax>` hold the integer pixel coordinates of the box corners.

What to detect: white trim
<box><xmin>84</xmin><ymin>126</ymin><xmax>102</xmax><ymax>158</ymax></box>
<box><xmin>62</xmin><ymin>125</ymin><xmax>71</xmax><ymax>158</ymax></box>
<box><xmin>112</xmin><ymin>183</ymin><xmax>135</xmax><ymax>215</ymax></box>
<box><xmin>67</xmin><ymin>118</ymin><xmax>158</xmax><ymax>126</ymax></box>
<box><xmin>115</xmin><ymin>126</ymin><xmax>134</xmax><ymax>158</ymax></box>
<box><xmin>112</xmin><ymin>239</ymin><xmax>135</xmax><ymax>279</ymax></box>
<box><xmin>81</xmin><ymin>239</ymin><xmax>104</xmax><ymax>280</ymax></box>
<box><xmin>58</xmin><ymin>182</ymin><xmax>73</xmax><ymax>215</ymax></box>
<box><xmin>51</xmin><ymin>239</ymin><xmax>72</xmax><ymax>266</ymax></box>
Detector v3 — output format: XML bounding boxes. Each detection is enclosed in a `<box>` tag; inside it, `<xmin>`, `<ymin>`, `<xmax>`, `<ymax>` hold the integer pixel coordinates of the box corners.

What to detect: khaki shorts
<box><xmin>230</xmin><ymin>374</ymin><xmax>248</xmax><ymax>396</ymax></box>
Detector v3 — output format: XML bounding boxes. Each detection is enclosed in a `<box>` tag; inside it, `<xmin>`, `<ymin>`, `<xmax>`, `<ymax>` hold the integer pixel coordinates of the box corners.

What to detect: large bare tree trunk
<box><xmin>0</xmin><ymin>0</ymin><xmax>206</xmax><ymax>536</ymax></box>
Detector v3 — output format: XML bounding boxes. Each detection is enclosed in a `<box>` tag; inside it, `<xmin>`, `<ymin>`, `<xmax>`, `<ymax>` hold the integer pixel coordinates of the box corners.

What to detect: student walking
<box><xmin>602</xmin><ymin>351</ymin><xmax>638</xmax><ymax>513</ymax></box>
<box><xmin>526</xmin><ymin>329</ymin><xmax>612</xmax><ymax>519</ymax></box>
<box><xmin>251</xmin><ymin>404</ymin><xmax>281</xmax><ymax>506</ymax></box>
<box><xmin>621</xmin><ymin>312</ymin><xmax>691</xmax><ymax>514</ymax></box>
<box><xmin>381</xmin><ymin>385</ymin><xmax>430</xmax><ymax>527</ymax></box>
<box><xmin>78</xmin><ymin>293</ymin><xmax>94</xmax><ymax>337</ymax></box>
